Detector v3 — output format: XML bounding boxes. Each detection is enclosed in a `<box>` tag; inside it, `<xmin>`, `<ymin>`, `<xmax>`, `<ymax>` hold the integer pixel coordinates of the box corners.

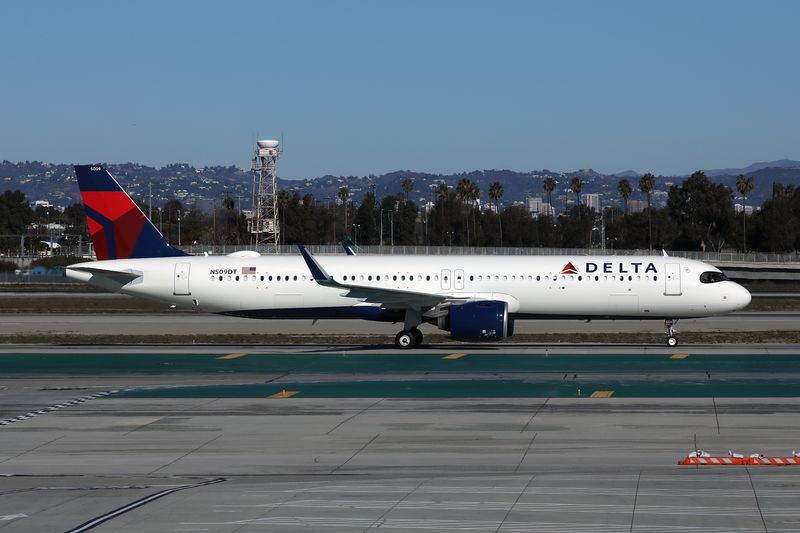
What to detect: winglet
<box><xmin>297</xmin><ymin>245</ymin><xmax>331</xmax><ymax>282</ymax></box>
<box><xmin>342</xmin><ymin>240</ymin><xmax>357</xmax><ymax>256</ymax></box>
<box><xmin>662</xmin><ymin>249</ymin><xmax>669</xmax><ymax>257</ymax></box>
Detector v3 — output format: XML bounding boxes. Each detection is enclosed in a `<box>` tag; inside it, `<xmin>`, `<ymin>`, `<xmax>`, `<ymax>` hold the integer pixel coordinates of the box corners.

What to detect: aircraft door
<box><xmin>441</xmin><ymin>269</ymin><xmax>451</xmax><ymax>290</ymax></box>
<box><xmin>174</xmin><ymin>262</ymin><xmax>191</xmax><ymax>295</ymax></box>
<box><xmin>454</xmin><ymin>269</ymin><xmax>464</xmax><ymax>290</ymax></box>
<box><xmin>664</xmin><ymin>263</ymin><xmax>681</xmax><ymax>296</ymax></box>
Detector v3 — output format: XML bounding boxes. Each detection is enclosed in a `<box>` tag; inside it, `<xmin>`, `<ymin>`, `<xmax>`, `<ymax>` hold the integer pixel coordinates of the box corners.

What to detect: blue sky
<box><xmin>1</xmin><ymin>1</ymin><xmax>798</xmax><ymax>178</ymax></box>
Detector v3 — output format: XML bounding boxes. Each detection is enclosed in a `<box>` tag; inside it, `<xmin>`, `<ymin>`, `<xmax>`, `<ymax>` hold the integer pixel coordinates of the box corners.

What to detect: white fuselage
<box><xmin>66</xmin><ymin>254</ymin><xmax>751</xmax><ymax>320</ymax></box>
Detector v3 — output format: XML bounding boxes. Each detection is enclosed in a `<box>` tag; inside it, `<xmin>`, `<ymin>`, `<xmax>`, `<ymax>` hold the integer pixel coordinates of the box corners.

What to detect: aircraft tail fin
<box><xmin>74</xmin><ymin>165</ymin><xmax>188</xmax><ymax>260</ymax></box>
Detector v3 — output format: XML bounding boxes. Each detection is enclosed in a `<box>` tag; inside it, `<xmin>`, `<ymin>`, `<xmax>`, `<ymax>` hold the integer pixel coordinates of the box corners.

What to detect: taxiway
<box><xmin>1</xmin><ymin>345</ymin><xmax>800</xmax><ymax>531</ymax></box>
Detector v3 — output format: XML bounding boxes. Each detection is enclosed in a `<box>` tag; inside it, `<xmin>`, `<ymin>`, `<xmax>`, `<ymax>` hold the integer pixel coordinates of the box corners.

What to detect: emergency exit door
<box><xmin>174</xmin><ymin>262</ymin><xmax>191</xmax><ymax>295</ymax></box>
<box><xmin>441</xmin><ymin>269</ymin><xmax>451</xmax><ymax>290</ymax></box>
<box><xmin>664</xmin><ymin>263</ymin><xmax>681</xmax><ymax>296</ymax></box>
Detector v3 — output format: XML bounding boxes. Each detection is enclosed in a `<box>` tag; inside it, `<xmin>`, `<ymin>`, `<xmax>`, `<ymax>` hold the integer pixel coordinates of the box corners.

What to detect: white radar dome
<box><xmin>257</xmin><ymin>139</ymin><xmax>280</xmax><ymax>149</ymax></box>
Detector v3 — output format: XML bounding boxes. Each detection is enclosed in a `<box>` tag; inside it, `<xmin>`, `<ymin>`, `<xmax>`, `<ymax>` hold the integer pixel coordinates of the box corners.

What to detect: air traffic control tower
<box><xmin>248</xmin><ymin>139</ymin><xmax>281</xmax><ymax>253</ymax></box>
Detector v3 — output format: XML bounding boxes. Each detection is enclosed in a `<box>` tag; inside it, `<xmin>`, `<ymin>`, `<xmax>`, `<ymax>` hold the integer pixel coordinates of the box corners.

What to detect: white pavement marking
<box><xmin>0</xmin><ymin>514</ymin><xmax>28</xmax><ymax>521</ymax></box>
<box><xmin>0</xmin><ymin>391</ymin><xmax>117</xmax><ymax>427</ymax></box>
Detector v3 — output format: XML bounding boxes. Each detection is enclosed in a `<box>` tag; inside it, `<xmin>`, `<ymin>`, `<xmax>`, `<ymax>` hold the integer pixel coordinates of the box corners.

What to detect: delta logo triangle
<box><xmin>560</xmin><ymin>262</ymin><xmax>579</xmax><ymax>274</ymax></box>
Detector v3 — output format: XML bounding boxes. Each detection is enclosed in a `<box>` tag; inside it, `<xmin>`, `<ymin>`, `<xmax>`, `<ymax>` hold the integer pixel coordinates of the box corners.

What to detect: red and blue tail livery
<box><xmin>74</xmin><ymin>165</ymin><xmax>187</xmax><ymax>260</ymax></box>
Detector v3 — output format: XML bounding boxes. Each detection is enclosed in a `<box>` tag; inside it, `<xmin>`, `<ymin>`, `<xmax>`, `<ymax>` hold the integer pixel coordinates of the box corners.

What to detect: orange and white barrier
<box><xmin>679</xmin><ymin>453</ymin><xmax>800</xmax><ymax>466</ymax></box>
<box><xmin>748</xmin><ymin>456</ymin><xmax>800</xmax><ymax>466</ymax></box>
<box><xmin>679</xmin><ymin>456</ymin><xmax>747</xmax><ymax>465</ymax></box>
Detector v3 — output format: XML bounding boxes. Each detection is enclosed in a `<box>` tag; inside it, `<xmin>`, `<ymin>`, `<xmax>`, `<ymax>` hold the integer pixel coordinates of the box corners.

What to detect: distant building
<box><xmin>527</xmin><ymin>197</ymin><xmax>553</xmax><ymax>218</ymax></box>
<box><xmin>652</xmin><ymin>190</ymin><xmax>668</xmax><ymax>209</ymax></box>
<box><xmin>734</xmin><ymin>204</ymin><xmax>754</xmax><ymax>215</ymax></box>
<box><xmin>628</xmin><ymin>199</ymin><xmax>647</xmax><ymax>213</ymax></box>
<box><xmin>581</xmin><ymin>193</ymin><xmax>600</xmax><ymax>210</ymax></box>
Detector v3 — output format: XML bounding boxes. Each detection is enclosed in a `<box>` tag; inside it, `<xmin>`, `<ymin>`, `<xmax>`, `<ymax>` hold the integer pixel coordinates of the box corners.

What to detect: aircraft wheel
<box><xmin>666</xmin><ymin>336</ymin><xmax>679</xmax><ymax>347</ymax></box>
<box><xmin>410</xmin><ymin>327</ymin><xmax>423</xmax><ymax>347</ymax></box>
<box><xmin>395</xmin><ymin>330</ymin><xmax>415</xmax><ymax>349</ymax></box>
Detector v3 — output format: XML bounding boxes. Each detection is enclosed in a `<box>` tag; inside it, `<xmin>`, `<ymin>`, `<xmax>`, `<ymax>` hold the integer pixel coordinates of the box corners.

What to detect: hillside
<box><xmin>2</xmin><ymin>159</ymin><xmax>800</xmax><ymax>210</ymax></box>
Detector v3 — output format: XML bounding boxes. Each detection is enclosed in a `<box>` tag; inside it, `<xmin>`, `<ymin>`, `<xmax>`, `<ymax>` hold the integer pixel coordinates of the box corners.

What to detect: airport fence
<box><xmin>178</xmin><ymin>245</ymin><xmax>800</xmax><ymax>264</ymax></box>
<box><xmin>6</xmin><ymin>245</ymin><xmax>800</xmax><ymax>264</ymax></box>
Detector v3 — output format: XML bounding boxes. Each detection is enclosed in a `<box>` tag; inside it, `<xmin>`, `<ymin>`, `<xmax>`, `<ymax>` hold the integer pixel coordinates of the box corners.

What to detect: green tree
<box><xmin>0</xmin><ymin>189</ymin><xmax>35</xmax><ymax>254</ymax></box>
<box><xmin>542</xmin><ymin>177</ymin><xmax>557</xmax><ymax>217</ymax></box>
<box><xmin>161</xmin><ymin>199</ymin><xmax>184</xmax><ymax>244</ymax></box>
<box><xmin>401</xmin><ymin>178</ymin><xmax>414</xmax><ymax>203</ymax></box>
<box><xmin>354</xmin><ymin>192</ymin><xmax>379</xmax><ymax>245</ymax></box>
<box><xmin>488</xmin><ymin>181</ymin><xmax>504</xmax><ymax>246</ymax></box>
<box><xmin>667</xmin><ymin>171</ymin><xmax>735</xmax><ymax>252</ymax></box>
<box><xmin>0</xmin><ymin>190</ymin><xmax>35</xmax><ymax>235</ymax></box>
<box><xmin>338</xmin><ymin>186</ymin><xmax>350</xmax><ymax>240</ymax></box>
<box><xmin>569</xmin><ymin>177</ymin><xmax>583</xmax><ymax>213</ymax></box>
<box><xmin>455</xmin><ymin>178</ymin><xmax>479</xmax><ymax>246</ymax></box>
<box><xmin>617</xmin><ymin>179</ymin><xmax>632</xmax><ymax>214</ymax></box>
<box><xmin>639</xmin><ymin>172</ymin><xmax>656</xmax><ymax>251</ymax></box>
<box><xmin>735</xmin><ymin>174</ymin><xmax>754</xmax><ymax>252</ymax></box>
<box><xmin>181</xmin><ymin>201</ymin><xmax>209</xmax><ymax>245</ymax></box>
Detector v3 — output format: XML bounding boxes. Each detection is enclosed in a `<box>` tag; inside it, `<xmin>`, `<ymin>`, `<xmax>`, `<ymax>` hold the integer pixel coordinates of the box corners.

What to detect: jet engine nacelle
<box><xmin>437</xmin><ymin>300</ymin><xmax>513</xmax><ymax>341</ymax></box>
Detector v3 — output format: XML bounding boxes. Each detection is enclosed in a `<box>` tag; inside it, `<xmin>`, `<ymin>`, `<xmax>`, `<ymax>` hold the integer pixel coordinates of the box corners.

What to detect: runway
<box><xmin>2</xmin><ymin>311</ymin><xmax>799</xmax><ymax>336</ymax></box>
<box><xmin>2</xmin><ymin>346</ymin><xmax>800</xmax><ymax>531</ymax></box>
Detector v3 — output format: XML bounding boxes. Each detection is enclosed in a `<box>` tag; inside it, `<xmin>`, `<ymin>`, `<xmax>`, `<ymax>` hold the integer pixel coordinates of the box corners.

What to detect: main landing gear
<box><xmin>665</xmin><ymin>318</ymin><xmax>679</xmax><ymax>347</ymax></box>
<box><xmin>395</xmin><ymin>327</ymin><xmax>423</xmax><ymax>349</ymax></box>
<box><xmin>395</xmin><ymin>309</ymin><xmax>424</xmax><ymax>349</ymax></box>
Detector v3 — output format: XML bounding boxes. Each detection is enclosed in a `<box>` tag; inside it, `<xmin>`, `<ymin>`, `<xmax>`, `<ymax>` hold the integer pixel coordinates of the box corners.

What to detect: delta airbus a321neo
<box><xmin>66</xmin><ymin>165</ymin><xmax>751</xmax><ymax>348</ymax></box>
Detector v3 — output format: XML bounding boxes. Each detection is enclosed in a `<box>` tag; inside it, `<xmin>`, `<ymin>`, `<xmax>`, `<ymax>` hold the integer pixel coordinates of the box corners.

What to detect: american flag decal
<box><xmin>242</xmin><ymin>266</ymin><xmax>256</xmax><ymax>275</ymax></box>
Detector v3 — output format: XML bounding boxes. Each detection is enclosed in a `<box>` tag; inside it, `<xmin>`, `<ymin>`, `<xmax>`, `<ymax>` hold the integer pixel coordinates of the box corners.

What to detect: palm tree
<box><xmin>435</xmin><ymin>182</ymin><xmax>449</xmax><ymax>201</ymax></box>
<box><xmin>488</xmin><ymin>181</ymin><xmax>504</xmax><ymax>246</ymax></box>
<box><xmin>401</xmin><ymin>178</ymin><xmax>414</xmax><ymax>203</ymax></box>
<box><xmin>542</xmin><ymin>177</ymin><xmax>557</xmax><ymax>216</ymax></box>
<box><xmin>456</xmin><ymin>178</ymin><xmax>479</xmax><ymax>245</ymax></box>
<box><xmin>467</xmin><ymin>180</ymin><xmax>480</xmax><ymax>245</ymax></box>
<box><xmin>736</xmin><ymin>174</ymin><xmax>754</xmax><ymax>252</ymax></box>
<box><xmin>338</xmin><ymin>185</ymin><xmax>349</xmax><ymax>239</ymax></box>
<box><xmin>569</xmin><ymin>177</ymin><xmax>583</xmax><ymax>214</ymax></box>
<box><xmin>434</xmin><ymin>183</ymin><xmax>449</xmax><ymax>244</ymax></box>
<box><xmin>639</xmin><ymin>172</ymin><xmax>656</xmax><ymax>251</ymax></box>
<box><xmin>617</xmin><ymin>179</ymin><xmax>632</xmax><ymax>214</ymax></box>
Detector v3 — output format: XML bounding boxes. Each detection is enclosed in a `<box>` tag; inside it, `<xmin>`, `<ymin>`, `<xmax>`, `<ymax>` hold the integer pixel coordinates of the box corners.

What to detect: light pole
<box><xmin>389</xmin><ymin>211</ymin><xmax>394</xmax><ymax>247</ymax></box>
<box><xmin>352</xmin><ymin>224</ymin><xmax>361</xmax><ymax>246</ymax></box>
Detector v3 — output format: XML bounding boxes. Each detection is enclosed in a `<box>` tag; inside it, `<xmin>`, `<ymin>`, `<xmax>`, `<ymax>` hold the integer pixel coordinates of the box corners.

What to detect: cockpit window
<box><xmin>699</xmin><ymin>271</ymin><xmax>729</xmax><ymax>284</ymax></box>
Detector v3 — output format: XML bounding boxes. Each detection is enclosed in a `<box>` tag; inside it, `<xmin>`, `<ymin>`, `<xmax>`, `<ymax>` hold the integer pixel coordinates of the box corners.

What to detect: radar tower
<box><xmin>248</xmin><ymin>139</ymin><xmax>281</xmax><ymax>252</ymax></box>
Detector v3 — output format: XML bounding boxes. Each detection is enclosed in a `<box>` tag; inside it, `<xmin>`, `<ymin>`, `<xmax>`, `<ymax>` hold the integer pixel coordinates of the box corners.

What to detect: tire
<box><xmin>395</xmin><ymin>331</ymin><xmax>415</xmax><ymax>349</ymax></box>
<box><xmin>666</xmin><ymin>336</ymin><xmax>678</xmax><ymax>347</ymax></box>
<box><xmin>410</xmin><ymin>327</ymin><xmax>423</xmax><ymax>347</ymax></box>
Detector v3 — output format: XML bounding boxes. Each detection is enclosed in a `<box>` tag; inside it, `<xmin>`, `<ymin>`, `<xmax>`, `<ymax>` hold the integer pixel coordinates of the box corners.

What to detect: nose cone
<box><xmin>733</xmin><ymin>283</ymin><xmax>751</xmax><ymax>310</ymax></box>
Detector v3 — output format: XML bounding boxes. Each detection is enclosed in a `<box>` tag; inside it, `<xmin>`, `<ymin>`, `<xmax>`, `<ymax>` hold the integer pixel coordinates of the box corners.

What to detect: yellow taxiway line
<box><xmin>217</xmin><ymin>353</ymin><xmax>247</xmax><ymax>360</ymax></box>
<box><xmin>269</xmin><ymin>390</ymin><xmax>299</xmax><ymax>399</ymax></box>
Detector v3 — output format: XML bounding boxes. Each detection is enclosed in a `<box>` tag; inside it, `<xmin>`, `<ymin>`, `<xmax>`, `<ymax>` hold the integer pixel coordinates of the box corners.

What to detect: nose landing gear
<box><xmin>665</xmin><ymin>318</ymin><xmax>679</xmax><ymax>347</ymax></box>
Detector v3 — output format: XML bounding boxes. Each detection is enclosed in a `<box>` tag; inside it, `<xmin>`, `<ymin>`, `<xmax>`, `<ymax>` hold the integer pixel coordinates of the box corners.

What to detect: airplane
<box><xmin>66</xmin><ymin>165</ymin><xmax>752</xmax><ymax>349</ymax></box>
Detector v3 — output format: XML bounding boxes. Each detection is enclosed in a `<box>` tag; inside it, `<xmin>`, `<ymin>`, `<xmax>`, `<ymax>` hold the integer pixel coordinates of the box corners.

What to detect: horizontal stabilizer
<box><xmin>67</xmin><ymin>266</ymin><xmax>141</xmax><ymax>282</ymax></box>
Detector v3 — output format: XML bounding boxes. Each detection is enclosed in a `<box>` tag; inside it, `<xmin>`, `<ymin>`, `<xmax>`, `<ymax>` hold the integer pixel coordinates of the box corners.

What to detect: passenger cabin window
<box><xmin>700</xmin><ymin>271</ymin><xmax>729</xmax><ymax>283</ymax></box>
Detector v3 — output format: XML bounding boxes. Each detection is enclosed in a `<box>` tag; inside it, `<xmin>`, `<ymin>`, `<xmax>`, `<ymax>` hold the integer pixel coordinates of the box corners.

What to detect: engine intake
<box><xmin>438</xmin><ymin>300</ymin><xmax>512</xmax><ymax>341</ymax></box>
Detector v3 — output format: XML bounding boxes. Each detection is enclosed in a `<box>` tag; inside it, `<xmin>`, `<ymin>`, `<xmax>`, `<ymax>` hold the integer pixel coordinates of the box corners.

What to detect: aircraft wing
<box><xmin>298</xmin><ymin>245</ymin><xmax>460</xmax><ymax>310</ymax></box>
